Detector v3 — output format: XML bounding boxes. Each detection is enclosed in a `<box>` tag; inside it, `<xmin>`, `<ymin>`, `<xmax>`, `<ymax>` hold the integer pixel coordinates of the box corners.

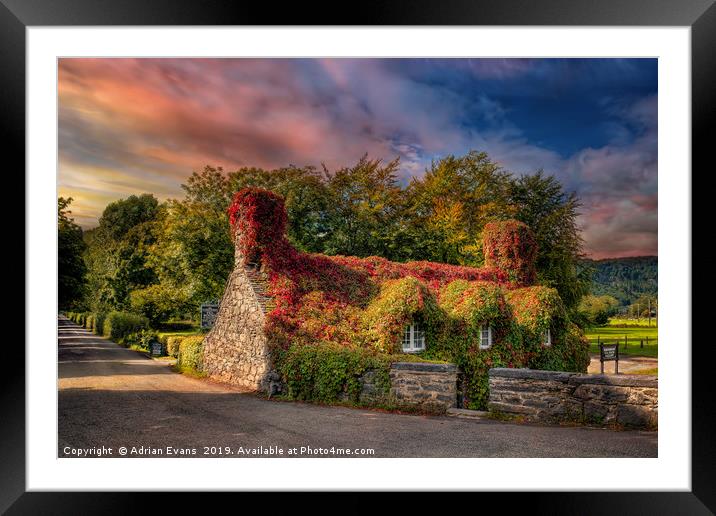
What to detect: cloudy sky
<box><xmin>58</xmin><ymin>58</ymin><xmax>657</xmax><ymax>258</ymax></box>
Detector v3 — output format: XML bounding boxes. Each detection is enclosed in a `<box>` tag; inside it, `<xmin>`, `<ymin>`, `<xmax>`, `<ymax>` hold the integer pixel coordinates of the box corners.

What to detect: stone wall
<box><xmin>202</xmin><ymin>262</ymin><xmax>279</xmax><ymax>393</ymax></box>
<box><xmin>488</xmin><ymin>368</ymin><xmax>657</xmax><ymax>429</ymax></box>
<box><xmin>359</xmin><ymin>362</ymin><xmax>458</xmax><ymax>412</ymax></box>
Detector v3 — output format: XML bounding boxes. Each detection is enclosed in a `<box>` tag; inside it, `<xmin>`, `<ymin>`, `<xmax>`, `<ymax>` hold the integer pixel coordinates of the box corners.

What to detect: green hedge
<box><xmin>66</xmin><ymin>312</ymin><xmax>91</xmax><ymax>326</ymax></box>
<box><xmin>165</xmin><ymin>336</ymin><xmax>186</xmax><ymax>358</ymax></box>
<box><xmin>94</xmin><ymin>312</ymin><xmax>107</xmax><ymax>335</ymax></box>
<box><xmin>176</xmin><ymin>336</ymin><xmax>205</xmax><ymax>375</ymax></box>
<box><xmin>65</xmin><ymin>311</ymin><xmax>107</xmax><ymax>335</ymax></box>
<box><xmin>103</xmin><ymin>311</ymin><xmax>150</xmax><ymax>343</ymax></box>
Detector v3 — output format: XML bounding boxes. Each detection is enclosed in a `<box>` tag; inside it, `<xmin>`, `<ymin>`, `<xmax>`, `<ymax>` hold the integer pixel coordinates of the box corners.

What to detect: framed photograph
<box><xmin>7</xmin><ymin>0</ymin><xmax>711</xmax><ymax>511</ymax></box>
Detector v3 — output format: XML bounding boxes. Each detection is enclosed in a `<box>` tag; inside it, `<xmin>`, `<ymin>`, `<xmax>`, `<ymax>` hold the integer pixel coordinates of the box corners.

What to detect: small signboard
<box><xmin>599</xmin><ymin>343</ymin><xmax>619</xmax><ymax>374</ymax></box>
<box><xmin>201</xmin><ymin>302</ymin><xmax>220</xmax><ymax>330</ymax></box>
<box><xmin>150</xmin><ymin>340</ymin><xmax>164</xmax><ymax>357</ymax></box>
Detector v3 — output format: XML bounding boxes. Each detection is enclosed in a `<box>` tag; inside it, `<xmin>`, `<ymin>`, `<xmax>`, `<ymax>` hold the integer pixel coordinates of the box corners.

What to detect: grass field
<box><xmin>585</xmin><ymin>325</ymin><xmax>658</xmax><ymax>357</ymax></box>
<box><xmin>157</xmin><ymin>328</ymin><xmax>202</xmax><ymax>342</ymax></box>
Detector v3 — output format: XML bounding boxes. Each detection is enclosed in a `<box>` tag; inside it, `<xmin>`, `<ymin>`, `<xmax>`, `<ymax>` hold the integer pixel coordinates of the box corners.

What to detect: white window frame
<box><xmin>479</xmin><ymin>325</ymin><xmax>492</xmax><ymax>349</ymax></box>
<box><xmin>402</xmin><ymin>321</ymin><xmax>425</xmax><ymax>353</ymax></box>
<box><xmin>543</xmin><ymin>328</ymin><xmax>552</xmax><ymax>347</ymax></box>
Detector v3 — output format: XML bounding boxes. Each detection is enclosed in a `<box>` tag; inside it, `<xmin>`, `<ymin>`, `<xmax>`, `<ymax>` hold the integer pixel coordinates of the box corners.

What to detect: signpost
<box><xmin>599</xmin><ymin>342</ymin><xmax>619</xmax><ymax>374</ymax></box>
<box><xmin>150</xmin><ymin>340</ymin><xmax>164</xmax><ymax>357</ymax></box>
<box><xmin>201</xmin><ymin>302</ymin><xmax>220</xmax><ymax>330</ymax></box>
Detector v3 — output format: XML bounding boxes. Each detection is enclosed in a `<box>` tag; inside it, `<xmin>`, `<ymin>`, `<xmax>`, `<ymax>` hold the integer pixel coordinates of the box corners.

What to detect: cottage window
<box><xmin>543</xmin><ymin>328</ymin><xmax>552</xmax><ymax>347</ymax></box>
<box><xmin>479</xmin><ymin>325</ymin><xmax>492</xmax><ymax>349</ymax></box>
<box><xmin>402</xmin><ymin>321</ymin><xmax>425</xmax><ymax>352</ymax></box>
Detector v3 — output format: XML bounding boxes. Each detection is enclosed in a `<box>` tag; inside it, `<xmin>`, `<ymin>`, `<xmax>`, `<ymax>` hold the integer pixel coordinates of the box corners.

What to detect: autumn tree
<box><xmin>405</xmin><ymin>151</ymin><xmax>512</xmax><ymax>264</ymax></box>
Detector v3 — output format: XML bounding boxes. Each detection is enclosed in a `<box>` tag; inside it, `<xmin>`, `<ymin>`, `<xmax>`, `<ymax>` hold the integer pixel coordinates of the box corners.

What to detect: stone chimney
<box><xmin>227</xmin><ymin>187</ymin><xmax>288</xmax><ymax>267</ymax></box>
<box><xmin>482</xmin><ymin>220</ymin><xmax>538</xmax><ymax>287</ymax></box>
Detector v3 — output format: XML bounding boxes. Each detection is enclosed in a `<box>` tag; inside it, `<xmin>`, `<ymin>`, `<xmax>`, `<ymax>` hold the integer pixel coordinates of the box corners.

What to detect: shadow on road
<box><xmin>57</xmin><ymin>316</ymin><xmax>658</xmax><ymax>459</ymax></box>
<box><xmin>58</xmin><ymin>386</ymin><xmax>658</xmax><ymax>458</ymax></box>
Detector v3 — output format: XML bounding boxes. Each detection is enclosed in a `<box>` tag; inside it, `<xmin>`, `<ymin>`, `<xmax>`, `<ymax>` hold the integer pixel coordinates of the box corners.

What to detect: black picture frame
<box><xmin>5</xmin><ymin>0</ymin><xmax>710</xmax><ymax>512</ymax></box>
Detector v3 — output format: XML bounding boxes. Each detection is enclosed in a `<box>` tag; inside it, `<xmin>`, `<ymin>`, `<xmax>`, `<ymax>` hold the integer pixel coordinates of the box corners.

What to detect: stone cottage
<box><xmin>203</xmin><ymin>188</ymin><xmax>589</xmax><ymax>410</ymax></box>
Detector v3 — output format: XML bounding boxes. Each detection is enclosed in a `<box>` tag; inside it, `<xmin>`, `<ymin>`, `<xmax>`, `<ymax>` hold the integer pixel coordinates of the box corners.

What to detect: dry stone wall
<box><xmin>390</xmin><ymin>362</ymin><xmax>458</xmax><ymax>410</ymax></box>
<box><xmin>488</xmin><ymin>368</ymin><xmax>657</xmax><ymax>429</ymax></box>
<box><xmin>358</xmin><ymin>362</ymin><xmax>458</xmax><ymax>412</ymax></box>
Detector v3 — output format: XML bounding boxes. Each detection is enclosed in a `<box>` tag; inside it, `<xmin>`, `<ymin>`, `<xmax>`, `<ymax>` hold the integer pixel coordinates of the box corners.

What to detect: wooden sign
<box><xmin>200</xmin><ymin>302</ymin><xmax>220</xmax><ymax>329</ymax></box>
<box><xmin>599</xmin><ymin>343</ymin><xmax>619</xmax><ymax>374</ymax></box>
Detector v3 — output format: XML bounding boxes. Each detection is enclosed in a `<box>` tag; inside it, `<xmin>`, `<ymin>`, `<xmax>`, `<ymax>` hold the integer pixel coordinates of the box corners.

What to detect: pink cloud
<box><xmin>58</xmin><ymin>58</ymin><xmax>657</xmax><ymax>259</ymax></box>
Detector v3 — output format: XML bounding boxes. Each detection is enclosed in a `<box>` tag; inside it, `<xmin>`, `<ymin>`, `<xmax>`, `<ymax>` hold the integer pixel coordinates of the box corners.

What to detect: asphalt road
<box><xmin>58</xmin><ymin>317</ymin><xmax>657</xmax><ymax>458</ymax></box>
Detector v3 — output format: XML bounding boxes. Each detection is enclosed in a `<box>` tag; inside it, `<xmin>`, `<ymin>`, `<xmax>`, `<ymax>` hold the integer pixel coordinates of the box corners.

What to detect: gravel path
<box><xmin>587</xmin><ymin>354</ymin><xmax>658</xmax><ymax>374</ymax></box>
<box><xmin>58</xmin><ymin>317</ymin><xmax>657</xmax><ymax>458</ymax></box>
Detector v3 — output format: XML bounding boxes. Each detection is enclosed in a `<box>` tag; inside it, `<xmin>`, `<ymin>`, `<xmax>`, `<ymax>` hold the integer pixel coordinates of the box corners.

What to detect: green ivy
<box><xmin>279</xmin><ymin>342</ymin><xmax>391</xmax><ymax>403</ymax></box>
<box><xmin>361</xmin><ymin>276</ymin><xmax>444</xmax><ymax>353</ymax></box>
<box><xmin>422</xmin><ymin>280</ymin><xmax>528</xmax><ymax>409</ymax></box>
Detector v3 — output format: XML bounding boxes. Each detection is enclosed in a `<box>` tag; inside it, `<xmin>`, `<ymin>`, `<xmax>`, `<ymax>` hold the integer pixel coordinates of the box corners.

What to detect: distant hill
<box><xmin>583</xmin><ymin>256</ymin><xmax>657</xmax><ymax>306</ymax></box>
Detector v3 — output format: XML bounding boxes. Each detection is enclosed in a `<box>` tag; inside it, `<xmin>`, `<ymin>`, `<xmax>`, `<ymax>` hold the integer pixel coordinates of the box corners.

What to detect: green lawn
<box><xmin>157</xmin><ymin>328</ymin><xmax>202</xmax><ymax>342</ymax></box>
<box><xmin>585</xmin><ymin>325</ymin><xmax>658</xmax><ymax>357</ymax></box>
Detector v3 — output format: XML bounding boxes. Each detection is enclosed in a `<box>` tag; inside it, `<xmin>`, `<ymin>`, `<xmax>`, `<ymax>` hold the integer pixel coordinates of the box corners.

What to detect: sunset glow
<box><xmin>58</xmin><ymin>58</ymin><xmax>657</xmax><ymax>258</ymax></box>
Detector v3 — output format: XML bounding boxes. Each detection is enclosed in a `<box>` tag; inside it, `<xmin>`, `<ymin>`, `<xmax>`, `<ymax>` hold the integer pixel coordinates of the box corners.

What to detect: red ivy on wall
<box><xmin>227</xmin><ymin>189</ymin><xmax>540</xmax><ymax>353</ymax></box>
<box><xmin>226</xmin><ymin>188</ymin><xmax>588</xmax><ymax>408</ymax></box>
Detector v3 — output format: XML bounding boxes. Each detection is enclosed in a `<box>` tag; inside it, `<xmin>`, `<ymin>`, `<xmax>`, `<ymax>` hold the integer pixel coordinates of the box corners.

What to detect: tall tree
<box><xmin>146</xmin><ymin>197</ymin><xmax>233</xmax><ymax>314</ymax></box>
<box><xmin>82</xmin><ymin>227</ymin><xmax>115</xmax><ymax>313</ymax></box>
<box><xmin>58</xmin><ymin>197</ymin><xmax>87</xmax><ymax>310</ymax></box>
<box><xmin>506</xmin><ymin>170</ymin><xmax>591</xmax><ymax>310</ymax></box>
<box><xmin>322</xmin><ymin>155</ymin><xmax>406</xmax><ymax>259</ymax></box>
<box><xmin>83</xmin><ymin>194</ymin><xmax>160</xmax><ymax>311</ymax></box>
<box><xmin>76</xmin><ymin>151</ymin><xmax>594</xmax><ymax>321</ymax></box>
<box><xmin>578</xmin><ymin>294</ymin><xmax>620</xmax><ymax>326</ymax></box>
<box><xmin>405</xmin><ymin>151</ymin><xmax>513</xmax><ymax>264</ymax></box>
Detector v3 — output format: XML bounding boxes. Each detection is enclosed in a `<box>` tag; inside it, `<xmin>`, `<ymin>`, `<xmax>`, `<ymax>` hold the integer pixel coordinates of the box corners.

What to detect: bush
<box><xmin>165</xmin><ymin>336</ymin><xmax>186</xmax><ymax>358</ymax></box>
<box><xmin>124</xmin><ymin>329</ymin><xmax>159</xmax><ymax>351</ymax></box>
<box><xmin>103</xmin><ymin>311</ymin><xmax>150</xmax><ymax>344</ymax></box>
<box><xmin>176</xmin><ymin>336</ymin><xmax>205</xmax><ymax>375</ymax></box>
